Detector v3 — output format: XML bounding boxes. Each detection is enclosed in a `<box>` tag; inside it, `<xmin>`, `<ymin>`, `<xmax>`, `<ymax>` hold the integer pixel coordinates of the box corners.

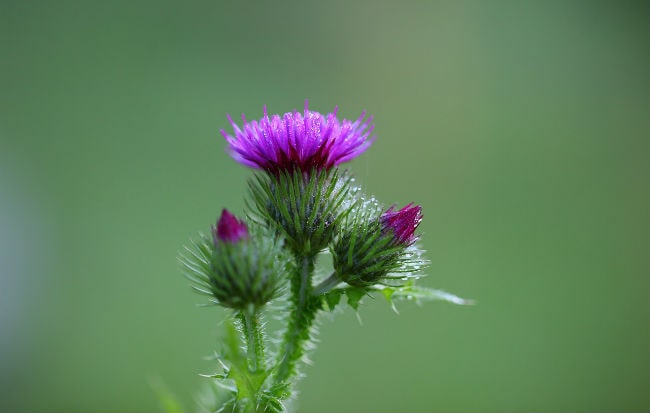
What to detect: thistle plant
<box><xmin>180</xmin><ymin>102</ymin><xmax>469</xmax><ymax>413</ymax></box>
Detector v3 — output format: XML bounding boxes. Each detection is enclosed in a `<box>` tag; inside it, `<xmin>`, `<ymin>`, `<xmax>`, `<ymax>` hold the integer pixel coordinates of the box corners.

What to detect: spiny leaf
<box><xmin>379</xmin><ymin>286</ymin><xmax>399</xmax><ymax>313</ymax></box>
<box><xmin>345</xmin><ymin>287</ymin><xmax>366</xmax><ymax>310</ymax></box>
<box><xmin>221</xmin><ymin>321</ymin><xmax>270</xmax><ymax>407</ymax></box>
<box><xmin>323</xmin><ymin>289</ymin><xmax>342</xmax><ymax>311</ymax></box>
<box><xmin>378</xmin><ymin>284</ymin><xmax>474</xmax><ymax>306</ymax></box>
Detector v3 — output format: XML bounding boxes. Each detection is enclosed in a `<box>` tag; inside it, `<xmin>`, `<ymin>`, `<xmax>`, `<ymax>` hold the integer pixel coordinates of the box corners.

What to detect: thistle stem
<box><xmin>241</xmin><ymin>307</ymin><xmax>264</xmax><ymax>373</ymax></box>
<box><xmin>298</xmin><ymin>255</ymin><xmax>312</xmax><ymax>308</ymax></box>
<box><xmin>313</xmin><ymin>272</ymin><xmax>340</xmax><ymax>296</ymax></box>
<box><xmin>274</xmin><ymin>255</ymin><xmax>318</xmax><ymax>386</ymax></box>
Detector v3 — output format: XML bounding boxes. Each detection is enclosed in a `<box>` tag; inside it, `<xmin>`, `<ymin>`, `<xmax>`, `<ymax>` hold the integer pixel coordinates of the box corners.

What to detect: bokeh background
<box><xmin>1</xmin><ymin>1</ymin><xmax>648</xmax><ymax>412</ymax></box>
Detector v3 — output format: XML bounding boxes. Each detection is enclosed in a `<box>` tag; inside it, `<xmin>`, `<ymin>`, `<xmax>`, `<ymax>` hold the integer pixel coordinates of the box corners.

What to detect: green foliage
<box><xmin>344</xmin><ymin>287</ymin><xmax>366</xmax><ymax>311</ymax></box>
<box><xmin>222</xmin><ymin>322</ymin><xmax>270</xmax><ymax>412</ymax></box>
<box><xmin>377</xmin><ymin>282</ymin><xmax>475</xmax><ymax>307</ymax></box>
<box><xmin>181</xmin><ymin>167</ymin><xmax>470</xmax><ymax>412</ymax></box>
<box><xmin>199</xmin><ymin>321</ymin><xmax>273</xmax><ymax>413</ymax></box>
<box><xmin>323</xmin><ymin>289</ymin><xmax>342</xmax><ymax>311</ymax></box>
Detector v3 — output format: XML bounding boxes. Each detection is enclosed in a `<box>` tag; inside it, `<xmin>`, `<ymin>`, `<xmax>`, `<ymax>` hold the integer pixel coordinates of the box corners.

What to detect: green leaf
<box><xmin>379</xmin><ymin>286</ymin><xmax>399</xmax><ymax>313</ymax></box>
<box><xmin>345</xmin><ymin>287</ymin><xmax>366</xmax><ymax>310</ymax></box>
<box><xmin>261</xmin><ymin>382</ymin><xmax>290</xmax><ymax>413</ymax></box>
<box><xmin>388</xmin><ymin>285</ymin><xmax>474</xmax><ymax>305</ymax></box>
<box><xmin>228</xmin><ymin>324</ymin><xmax>265</xmax><ymax>386</ymax></box>
<box><xmin>150</xmin><ymin>377</ymin><xmax>186</xmax><ymax>413</ymax></box>
<box><xmin>219</xmin><ymin>321</ymin><xmax>271</xmax><ymax>411</ymax></box>
<box><xmin>324</xmin><ymin>289</ymin><xmax>342</xmax><ymax>311</ymax></box>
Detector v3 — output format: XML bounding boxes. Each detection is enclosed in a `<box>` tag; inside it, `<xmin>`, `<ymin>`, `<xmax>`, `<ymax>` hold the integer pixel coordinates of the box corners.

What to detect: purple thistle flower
<box><xmin>212</xmin><ymin>209</ymin><xmax>249</xmax><ymax>246</ymax></box>
<box><xmin>381</xmin><ymin>203</ymin><xmax>423</xmax><ymax>246</ymax></box>
<box><xmin>221</xmin><ymin>101</ymin><xmax>374</xmax><ymax>173</ymax></box>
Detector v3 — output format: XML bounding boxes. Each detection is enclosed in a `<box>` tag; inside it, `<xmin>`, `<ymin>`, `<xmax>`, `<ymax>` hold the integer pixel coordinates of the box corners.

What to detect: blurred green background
<box><xmin>1</xmin><ymin>1</ymin><xmax>648</xmax><ymax>412</ymax></box>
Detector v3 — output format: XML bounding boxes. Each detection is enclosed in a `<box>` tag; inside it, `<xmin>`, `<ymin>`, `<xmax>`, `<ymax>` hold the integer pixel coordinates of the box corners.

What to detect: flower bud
<box><xmin>182</xmin><ymin>210</ymin><xmax>283</xmax><ymax>310</ymax></box>
<box><xmin>332</xmin><ymin>204</ymin><xmax>424</xmax><ymax>288</ymax></box>
<box><xmin>380</xmin><ymin>203</ymin><xmax>422</xmax><ymax>246</ymax></box>
<box><xmin>212</xmin><ymin>208</ymin><xmax>249</xmax><ymax>245</ymax></box>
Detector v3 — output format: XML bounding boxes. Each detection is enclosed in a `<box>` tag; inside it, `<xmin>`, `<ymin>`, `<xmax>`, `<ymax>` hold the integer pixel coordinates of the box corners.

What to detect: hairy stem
<box><xmin>312</xmin><ymin>272</ymin><xmax>340</xmax><ymax>296</ymax></box>
<box><xmin>241</xmin><ymin>307</ymin><xmax>265</xmax><ymax>373</ymax></box>
<box><xmin>298</xmin><ymin>256</ymin><xmax>312</xmax><ymax>309</ymax></box>
<box><xmin>274</xmin><ymin>255</ymin><xmax>319</xmax><ymax>386</ymax></box>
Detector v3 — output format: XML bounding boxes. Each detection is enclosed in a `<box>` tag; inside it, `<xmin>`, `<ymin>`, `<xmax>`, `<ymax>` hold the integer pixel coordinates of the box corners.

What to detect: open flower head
<box><xmin>381</xmin><ymin>203</ymin><xmax>423</xmax><ymax>246</ymax></box>
<box><xmin>221</xmin><ymin>102</ymin><xmax>374</xmax><ymax>173</ymax></box>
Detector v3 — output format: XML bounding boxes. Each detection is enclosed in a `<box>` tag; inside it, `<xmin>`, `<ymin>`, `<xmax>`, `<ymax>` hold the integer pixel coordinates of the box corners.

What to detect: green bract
<box><xmin>181</xmin><ymin>232</ymin><xmax>284</xmax><ymax>310</ymax></box>
<box><xmin>331</xmin><ymin>212</ymin><xmax>406</xmax><ymax>288</ymax></box>
<box><xmin>247</xmin><ymin>168</ymin><xmax>356</xmax><ymax>258</ymax></box>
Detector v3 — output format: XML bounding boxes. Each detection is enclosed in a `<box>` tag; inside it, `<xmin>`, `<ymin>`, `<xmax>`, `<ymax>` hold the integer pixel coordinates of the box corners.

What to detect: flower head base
<box><xmin>212</xmin><ymin>209</ymin><xmax>249</xmax><ymax>246</ymax></box>
<box><xmin>381</xmin><ymin>203</ymin><xmax>423</xmax><ymax>246</ymax></box>
<box><xmin>248</xmin><ymin>168</ymin><xmax>355</xmax><ymax>258</ymax></box>
<box><xmin>221</xmin><ymin>102</ymin><xmax>374</xmax><ymax>174</ymax></box>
